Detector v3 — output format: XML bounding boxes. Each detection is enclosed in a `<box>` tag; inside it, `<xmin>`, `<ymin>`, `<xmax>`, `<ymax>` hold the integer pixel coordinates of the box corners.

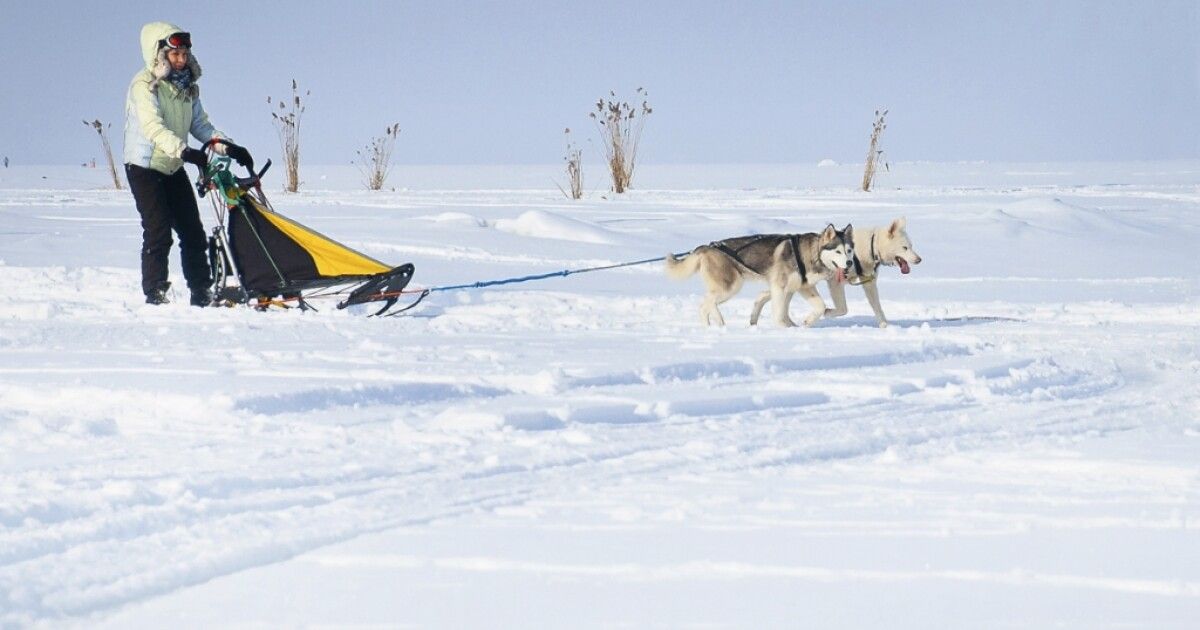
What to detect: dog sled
<box><xmin>195</xmin><ymin>139</ymin><xmax>419</xmax><ymax>315</ymax></box>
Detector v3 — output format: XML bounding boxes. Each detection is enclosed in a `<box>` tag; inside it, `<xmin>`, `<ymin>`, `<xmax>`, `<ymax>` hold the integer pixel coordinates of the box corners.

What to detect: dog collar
<box><xmin>853</xmin><ymin>232</ymin><xmax>880</xmax><ymax>276</ymax></box>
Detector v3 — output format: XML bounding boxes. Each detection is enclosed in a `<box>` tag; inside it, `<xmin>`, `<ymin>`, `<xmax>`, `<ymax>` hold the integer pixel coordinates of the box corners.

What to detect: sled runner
<box><xmin>194</xmin><ymin>139</ymin><xmax>420</xmax><ymax>316</ymax></box>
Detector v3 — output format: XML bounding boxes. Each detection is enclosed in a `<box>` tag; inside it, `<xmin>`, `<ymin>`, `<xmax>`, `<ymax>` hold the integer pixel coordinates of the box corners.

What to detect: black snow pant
<box><xmin>125</xmin><ymin>163</ymin><xmax>211</xmax><ymax>296</ymax></box>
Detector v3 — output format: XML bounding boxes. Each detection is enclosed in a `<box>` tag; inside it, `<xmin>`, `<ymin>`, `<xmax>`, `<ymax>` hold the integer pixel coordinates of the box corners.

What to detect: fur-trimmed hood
<box><xmin>125</xmin><ymin>21</ymin><xmax>224</xmax><ymax>174</ymax></box>
<box><xmin>139</xmin><ymin>21</ymin><xmax>202</xmax><ymax>90</ymax></box>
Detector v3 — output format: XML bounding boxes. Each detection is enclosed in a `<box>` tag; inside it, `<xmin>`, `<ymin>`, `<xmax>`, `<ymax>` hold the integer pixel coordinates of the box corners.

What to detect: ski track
<box><xmin>1</xmin><ymin>176</ymin><xmax>1199</xmax><ymax>625</ymax></box>
<box><xmin>0</xmin><ymin>291</ymin><xmax>1175</xmax><ymax>624</ymax></box>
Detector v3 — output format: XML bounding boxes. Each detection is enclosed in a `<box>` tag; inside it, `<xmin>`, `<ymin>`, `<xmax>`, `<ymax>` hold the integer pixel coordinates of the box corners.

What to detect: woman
<box><xmin>123</xmin><ymin>22</ymin><xmax>251</xmax><ymax>306</ymax></box>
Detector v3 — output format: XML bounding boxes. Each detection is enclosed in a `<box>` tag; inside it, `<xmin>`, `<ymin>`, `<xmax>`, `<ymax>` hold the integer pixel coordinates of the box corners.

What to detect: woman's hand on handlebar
<box><xmin>204</xmin><ymin>138</ymin><xmax>254</xmax><ymax>172</ymax></box>
<box><xmin>224</xmin><ymin>144</ymin><xmax>254</xmax><ymax>171</ymax></box>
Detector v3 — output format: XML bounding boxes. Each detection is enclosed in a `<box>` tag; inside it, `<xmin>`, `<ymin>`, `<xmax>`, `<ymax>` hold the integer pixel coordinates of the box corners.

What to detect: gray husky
<box><xmin>824</xmin><ymin>217</ymin><xmax>922</xmax><ymax>328</ymax></box>
<box><xmin>666</xmin><ymin>224</ymin><xmax>854</xmax><ymax>327</ymax></box>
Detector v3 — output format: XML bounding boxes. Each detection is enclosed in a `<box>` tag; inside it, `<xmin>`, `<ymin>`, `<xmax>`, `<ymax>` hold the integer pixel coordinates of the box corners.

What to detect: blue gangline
<box><xmin>426</xmin><ymin>254</ymin><xmax>684</xmax><ymax>294</ymax></box>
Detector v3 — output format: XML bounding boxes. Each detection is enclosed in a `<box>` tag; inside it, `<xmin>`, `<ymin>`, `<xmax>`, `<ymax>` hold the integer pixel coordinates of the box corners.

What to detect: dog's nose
<box><xmin>914</xmin><ymin>255</ymin><xmax>923</xmax><ymax>264</ymax></box>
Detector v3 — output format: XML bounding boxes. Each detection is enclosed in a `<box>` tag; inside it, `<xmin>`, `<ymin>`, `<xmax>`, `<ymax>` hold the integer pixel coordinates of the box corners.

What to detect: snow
<box><xmin>1</xmin><ymin>162</ymin><xmax>1198</xmax><ymax>628</ymax></box>
<box><xmin>492</xmin><ymin>209</ymin><xmax>621</xmax><ymax>244</ymax></box>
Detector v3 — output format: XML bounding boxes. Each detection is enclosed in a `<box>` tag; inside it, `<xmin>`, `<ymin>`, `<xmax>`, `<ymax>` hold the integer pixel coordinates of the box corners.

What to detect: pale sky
<box><xmin>1</xmin><ymin>0</ymin><xmax>1196</xmax><ymax>165</ymax></box>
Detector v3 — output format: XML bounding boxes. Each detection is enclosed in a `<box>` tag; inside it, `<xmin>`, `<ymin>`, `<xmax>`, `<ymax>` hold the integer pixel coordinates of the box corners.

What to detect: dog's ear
<box><xmin>843</xmin><ymin>223</ymin><xmax>854</xmax><ymax>240</ymax></box>
<box><xmin>889</xmin><ymin>217</ymin><xmax>906</xmax><ymax>237</ymax></box>
<box><xmin>821</xmin><ymin>224</ymin><xmax>836</xmax><ymax>243</ymax></box>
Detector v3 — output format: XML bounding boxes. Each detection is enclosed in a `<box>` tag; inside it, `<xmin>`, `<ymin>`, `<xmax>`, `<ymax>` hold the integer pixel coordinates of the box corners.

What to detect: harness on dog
<box><xmin>709</xmin><ymin>235</ymin><xmax>808</xmax><ymax>284</ymax></box>
<box><xmin>788</xmin><ymin>235</ymin><xmax>808</xmax><ymax>285</ymax></box>
<box><xmin>709</xmin><ymin>235</ymin><xmax>770</xmax><ymax>270</ymax></box>
<box><xmin>848</xmin><ymin>233</ymin><xmax>880</xmax><ymax>286</ymax></box>
<box><xmin>710</xmin><ymin>241</ymin><xmax>752</xmax><ymax>268</ymax></box>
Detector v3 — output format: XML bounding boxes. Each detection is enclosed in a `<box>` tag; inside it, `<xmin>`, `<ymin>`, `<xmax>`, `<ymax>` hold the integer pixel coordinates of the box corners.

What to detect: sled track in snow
<box><xmin>3</xmin><ymin>169</ymin><xmax>1199</xmax><ymax>625</ymax></box>
<box><xmin>0</xmin><ymin>316</ymin><xmax>1134</xmax><ymax>624</ymax></box>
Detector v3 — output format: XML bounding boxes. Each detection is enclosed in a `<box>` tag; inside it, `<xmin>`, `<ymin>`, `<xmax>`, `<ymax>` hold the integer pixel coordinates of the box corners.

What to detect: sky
<box><xmin>0</xmin><ymin>0</ymin><xmax>1196</xmax><ymax>165</ymax></box>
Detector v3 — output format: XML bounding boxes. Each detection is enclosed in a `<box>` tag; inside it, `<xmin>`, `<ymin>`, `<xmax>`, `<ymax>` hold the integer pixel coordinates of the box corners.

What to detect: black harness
<box><xmin>852</xmin><ymin>232</ymin><xmax>880</xmax><ymax>278</ymax></box>
<box><xmin>710</xmin><ymin>235</ymin><xmax>807</xmax><ymax>284</ymax></box>
<box><xmin>709</xmin><ymin>236</ymin><xmax>765</xmax><ymax>271</ymax></box>
<box><xmin>788</xmin><ymin>235</ymin><xmax>807</xmax><ymax>285</ymax></box>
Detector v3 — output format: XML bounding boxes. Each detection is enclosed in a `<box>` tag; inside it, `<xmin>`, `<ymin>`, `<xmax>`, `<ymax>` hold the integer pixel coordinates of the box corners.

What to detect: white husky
<box><xmin>824</xmin><ymin>217</ymin><xmax>922</xmax><ymax>328</ymax></box>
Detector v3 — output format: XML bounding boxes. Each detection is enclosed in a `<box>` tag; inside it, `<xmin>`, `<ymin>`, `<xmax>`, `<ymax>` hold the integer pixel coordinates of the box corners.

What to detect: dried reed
<box><xmin>589</xmin><ymin>88</ymin><xmax>652</xmax><ymax>194</ymax></box>
<box><xmin>862</xmin><ymin>109</ymin><xmax>889</xmax><ymax>192</ymax></box>
<box><xmin>555</xmin><ymin>128</ymin><xmax>584</xmax><ymax>200</ymax></box>
<box><xmin>83</xmin><ymin>119</ymin><xmax>121</xmax><ymax>190</ymax></box>
<box><xmin>268</xmin><ymin>80</ymin><xmax>308</xmax><ymax>192</ymax></box>
<box><xmin>354</xmin><ymin>123</ymin><xmax>401</xmax><ymax>191</ymax></box>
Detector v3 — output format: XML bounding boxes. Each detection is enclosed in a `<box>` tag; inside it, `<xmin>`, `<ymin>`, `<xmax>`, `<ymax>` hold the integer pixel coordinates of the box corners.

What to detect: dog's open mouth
<box><xmin>896</xmin><ymin>257</ymin><xmax>910</xmax><ymax>274</ymax></box>
<box><xmin>835</xmin><ymin>267</ymin><xmax>846</xmax><ymax>283</ymax></box>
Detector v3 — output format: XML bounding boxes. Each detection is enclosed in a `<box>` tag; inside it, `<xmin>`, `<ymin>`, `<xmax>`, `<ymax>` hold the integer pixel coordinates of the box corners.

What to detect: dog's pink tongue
<box><xmin>897</xmin><ymin>257</ymin><xmax>910</xmax><ymax>274</ymax></box>
<box><xmin>836</xmin><ymin>267</ymin><xmax>846</xmax><ymax>283</ymax></box>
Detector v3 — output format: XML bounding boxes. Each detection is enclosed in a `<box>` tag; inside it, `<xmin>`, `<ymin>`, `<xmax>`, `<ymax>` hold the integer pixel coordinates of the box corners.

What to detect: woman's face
<box><xmin>167</xmin><ymin>48</ymin><xmax>190</xmax><ymax>71</ymax></box>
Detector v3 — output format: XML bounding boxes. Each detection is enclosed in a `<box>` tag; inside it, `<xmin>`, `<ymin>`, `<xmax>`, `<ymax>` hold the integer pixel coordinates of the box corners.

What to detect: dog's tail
<box><xmin>665</xmin><ymin>249</ymin><xmax>702</xmax><ymax>279</ymax></box>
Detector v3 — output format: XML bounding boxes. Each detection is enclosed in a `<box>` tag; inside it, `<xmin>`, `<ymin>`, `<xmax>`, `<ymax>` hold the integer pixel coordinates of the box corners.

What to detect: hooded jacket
<box><xmin>123</xmin><ymin>22</ymin><xmax>225</xmax><ymax>175</ymax></box>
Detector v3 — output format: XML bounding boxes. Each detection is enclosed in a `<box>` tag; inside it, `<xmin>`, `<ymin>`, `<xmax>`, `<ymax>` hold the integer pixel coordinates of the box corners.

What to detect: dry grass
<box><xmin>83</xmin><ymin>119</ymin><xmax>121</xmax><ymax>190</ymax></box>
<box><xmin>861</xmin><ymin>109</ymin><xmax>889</xmax><ymax>192</ymax></box>
<box><xmin>556</xmin><ymin>128</ymin><xmax>584</xmax><ymax>200</ymax></box>
<box><xmin>354</xmin><ymin>123</ymin><xmax>401</xmax><ymax>191</ymax></box>
<box><xmin>589</xmin><ymin>88</ymin><xmax>652</xmax><ymax>194</ymax></box>
<box><xmin>268</xmin><ymin>80</ymin><xmax>308</xmax><ymax>193</ymax></box>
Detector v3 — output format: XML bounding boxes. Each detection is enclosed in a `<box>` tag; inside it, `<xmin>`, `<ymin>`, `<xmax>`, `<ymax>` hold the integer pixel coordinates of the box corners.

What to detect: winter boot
<box><xmin>189</xmin><ymin>287</ymin><xmax>212</xmax><ymax>307</ymax></box>
<box><xmin>145</xmin><ymin>282</ymin><xmax>170</xmax><ymax>305</ymax></box>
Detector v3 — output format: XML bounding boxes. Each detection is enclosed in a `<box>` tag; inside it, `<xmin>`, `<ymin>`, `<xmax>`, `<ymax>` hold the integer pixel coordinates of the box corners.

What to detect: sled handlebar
<box><xmin>194</xmin><ymin>139</ymin><xmax>271</xmax><ymax>196</ymax></box>
<box><xmin>239</xmin><ymin>159</ymin><xmax>272</xmax><ymax>190</ymax></box>
<box><xmin>202</xmin><ymin>137</ymin><xmax>253</xmax><ymax>168</ymax></box>
<box><xmin>202</xmin><ymin>137</ymin><xmax>237</xmax><ymax>152</ymax></box>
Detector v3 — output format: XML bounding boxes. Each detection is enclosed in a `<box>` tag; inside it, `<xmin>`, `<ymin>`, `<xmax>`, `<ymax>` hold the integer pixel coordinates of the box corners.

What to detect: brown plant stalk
<box><xmin>268</xmin><ymin>79</ymin><xmax>308</xmax><ymax>192</ymax></box>
<box><xmin>862</xmin><ymin>109</ymin><xmax>889</xmax><ymax>192</ymax></box>
<box><xmin>83</xmin><ymin>119</ymin><xmax>121</xmax><ymax>190</ymax></box>
<box><xmin>354</xmin><ymin>123</ymin><xmax>401</xmax><ymax>191</ymax></box>
<box><xmin>589</xmin><ymin>88</ymin><xmax>652</xmax><ymax>194</ymax></box>
<box><xmin>556</xmin><ymin>127</ymin><xmax>584</xmax><ymax>200</ymax></box>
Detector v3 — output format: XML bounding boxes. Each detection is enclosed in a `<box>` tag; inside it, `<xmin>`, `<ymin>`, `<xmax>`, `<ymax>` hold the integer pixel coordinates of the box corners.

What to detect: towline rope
<box><xmin>424</xmin><ymin>253</ymin><xmax>684</xmax><ymax>293</ymax></box>
<box><xmin>365</xmin><ymin>252</ymin><xmax>689</xmax><ymax>317</ymax></box>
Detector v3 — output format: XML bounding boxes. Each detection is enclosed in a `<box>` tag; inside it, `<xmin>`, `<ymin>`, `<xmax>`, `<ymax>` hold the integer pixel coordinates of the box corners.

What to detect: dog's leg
<box><xmin>861</xmin><ymin>280</ymin><xmax>888</xmax><ymax>328</ymax></box>
<box><xmin>781</xmin><ymin>289</ymin><xmax>799</xmax><ymax>327</ymax></box>
<box><xmin>750</xmin><ymin>290</ymin><xmax>771</xmax><ymax>326</ymax></box>
<box><xmin>709</xmin><ymin>295</ymin><xmax>727</xmax><ymax>326</ymax></box>
<box><xmin>800</xmin><ymin>286</ymin><xmax>827</xmax><ymax>327</ymax></box>
<box><xmin>770</xmin><ymin>285</ymin><xmax>797</xmax><ymax>328</ymax></box>
<box><xmin>701</xmin><ymin>291</ymin><xmax>729</xmax><ymax>327</ymax></box>
<box><xmin>826</xmin><ymin>280</ymin><xmax>849</xmax><ymax>318</ymax></box>
<box><xmin>701</xmin><ymin>294</ymin><xmax>722</xmax><ymax>327</ymax></box>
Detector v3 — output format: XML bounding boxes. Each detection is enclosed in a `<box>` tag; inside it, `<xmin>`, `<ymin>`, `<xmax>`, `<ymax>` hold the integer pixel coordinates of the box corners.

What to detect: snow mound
<box><xmin>817</xmin><ymin>159</ymin><xmax>839</xmax><ymax>167</ymax></box>
<box><xmin>415</xmin><ymin>212</ymin><xmax>489</xmax><ymax>227</ymax></box>
<box><xmin>691</xmin><ymin>214</ymin><xmax>800</xmax><ymax>235</ymax></box>
<box><xmin>987</xmin><ymin>197</ymin><xmax>1141</xmax><ymax>235</ymax></box>
<box><xmin>493</xmin><ymin>210</ymin><xmax>618</xmax><ymax>244</ymax></box>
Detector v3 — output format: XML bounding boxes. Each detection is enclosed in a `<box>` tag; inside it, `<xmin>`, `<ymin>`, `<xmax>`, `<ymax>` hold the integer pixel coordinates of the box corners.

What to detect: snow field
<box><xmin>0</xmin><ymin>162</ymin><xmax>1198</xmax><ymax>627</ymax></box>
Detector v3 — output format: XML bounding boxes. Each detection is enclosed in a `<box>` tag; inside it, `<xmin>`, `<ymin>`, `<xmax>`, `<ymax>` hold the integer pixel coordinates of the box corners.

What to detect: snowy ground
<box><xmin>1</xmin><ymin>161</ymin><xmax>1198</xmax><ymax>628</ymax></box>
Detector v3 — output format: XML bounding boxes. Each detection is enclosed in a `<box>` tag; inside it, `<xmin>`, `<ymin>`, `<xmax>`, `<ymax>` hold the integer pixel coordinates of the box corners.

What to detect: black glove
<box><xmin>224</xmin><ymin>143</ymin><xmax>254</xmax><ymax>171</ymax></box>
<box><xmin>180</xmin><ymin>147</ymin><xmax>208</xmax><ymax>170</ymax></box>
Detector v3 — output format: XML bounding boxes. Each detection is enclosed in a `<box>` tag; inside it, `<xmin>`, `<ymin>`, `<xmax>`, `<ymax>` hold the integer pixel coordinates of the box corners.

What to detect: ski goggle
<box><xmin>158</xmin><ymin>32</ymin><xmax>191</xmax><ymax>50</ymax></box>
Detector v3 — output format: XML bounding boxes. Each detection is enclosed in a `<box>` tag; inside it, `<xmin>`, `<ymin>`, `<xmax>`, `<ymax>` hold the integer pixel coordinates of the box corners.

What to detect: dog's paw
<box><xmin>802</xmin><ymin>316</ymin><xmax>820</xmax><ymax>327</ymax></box>
<box><xmin>824</xmin><ymin>308</ymin><xmax>847</xmax><ymax>318</ymax></box>
<box><xmin>878</xmin><ymin>320</ymin><xmax>889</xmax><ymax>329</ymax></box>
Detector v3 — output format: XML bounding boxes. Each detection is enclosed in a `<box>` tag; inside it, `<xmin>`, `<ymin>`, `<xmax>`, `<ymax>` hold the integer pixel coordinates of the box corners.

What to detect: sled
<box><xmin>194</xmin><ymin>139</ymin><xmax>420</xmax><ymax>316</ymax></box>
